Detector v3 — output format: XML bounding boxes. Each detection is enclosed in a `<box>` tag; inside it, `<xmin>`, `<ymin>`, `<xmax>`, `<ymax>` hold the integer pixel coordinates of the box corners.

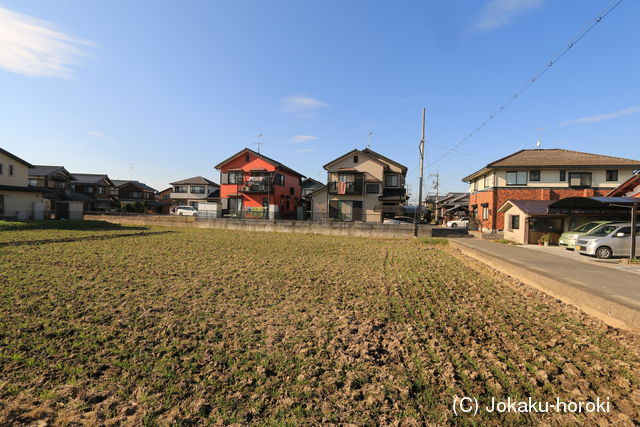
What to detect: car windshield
<box><xmin>587</xmin><ymin>225</ymin><xmax>620</xmax><ymax>236</ymax></box>
<box><xmin>572</xmin><ymin>222</ymin><xmax>600</xmax><ymax>232</ymax></box>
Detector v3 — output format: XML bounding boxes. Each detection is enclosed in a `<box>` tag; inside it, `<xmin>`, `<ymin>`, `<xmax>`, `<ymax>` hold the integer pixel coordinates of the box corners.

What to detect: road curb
<box><xmin>449</xmin><ymin>240</ymin><xmax>640</xmax><ymax>331</ymax></box>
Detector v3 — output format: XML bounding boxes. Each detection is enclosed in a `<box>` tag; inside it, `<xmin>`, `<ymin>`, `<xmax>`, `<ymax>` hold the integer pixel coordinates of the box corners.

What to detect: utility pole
<box><xmin>414</xmin><ymin>108</ymin><xmax>426</xmax><ymax>237</ymax></box>
<box><xmin>430</xmin><ymin>172</ymin><xmax>440</xmax><ymax>224</ymax></box>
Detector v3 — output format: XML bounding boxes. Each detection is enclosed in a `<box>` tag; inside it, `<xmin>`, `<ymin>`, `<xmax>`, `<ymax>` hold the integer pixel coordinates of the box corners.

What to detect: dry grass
<box><xmin>0</xmin><ymin>227</ymin><xmax>638</xmax><ymax>424</ymax></box>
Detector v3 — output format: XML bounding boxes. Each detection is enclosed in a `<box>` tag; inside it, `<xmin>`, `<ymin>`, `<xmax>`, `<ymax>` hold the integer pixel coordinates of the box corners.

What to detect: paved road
<box><xmin>451</xmin><ymin>238</ymin><xmax>640</xmax><ymax>329</ymax></box>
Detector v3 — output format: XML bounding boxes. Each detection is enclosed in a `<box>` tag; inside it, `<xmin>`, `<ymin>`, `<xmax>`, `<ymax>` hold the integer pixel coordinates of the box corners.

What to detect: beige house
<box><xmin>0</xmin><ymin>148</ymin><xmax>45</xmax><ymax>220</ymax></box>
<box><xmin>169</xmin><ymin>176</ymin><xmax>220</xmax><ymax>209</ymax></box>
<box><xmin>309</xmin><ymin>148</ymin><xmax>408</xmax><ymax>223</ymax></box>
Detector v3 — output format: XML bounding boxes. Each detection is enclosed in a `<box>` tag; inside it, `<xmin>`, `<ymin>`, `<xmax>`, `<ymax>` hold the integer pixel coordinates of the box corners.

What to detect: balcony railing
<box><xmin>328</xmin><ymin>179</ymin><xmax>364</xmax><ymax>195</ymax></box>
<box><xmin>239</xmin><ymin>180</ymin><xmax>274</xmax><ymax>193</ymax></box>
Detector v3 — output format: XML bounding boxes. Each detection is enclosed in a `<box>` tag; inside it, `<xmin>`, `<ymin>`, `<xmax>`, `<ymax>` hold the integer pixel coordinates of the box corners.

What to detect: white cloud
<box><xmin>88</xmin><ymin>130</ymin><xmax>118</xmax><ymax>144</ymax></box>
<box><xmin>472</xmin><ymin>0</ymin><xmax>544</xmax><ymax>32</ymax></box>
<box><xmin>296</xmin><ymin>148</ymin><xmax>314</xmax><ymax>153</ymax></box>
<box><xmin>282</xmin><ymin>95</ymin><xmax>328</xmax><ymax>113</ymax></box>
<box><xmin>290</xmin><ymin>135</ymin><xmax>317</xmax><ymax>143</ymax></box>
<box><xmin>560</xmin><ymin>107</ymin><xmax>640</xmax><ymax>126</ymax></box>
<box><xmin>0</xmin><ymin>6</ymin><xmax>93</xmax><ymax>78</ymax></box>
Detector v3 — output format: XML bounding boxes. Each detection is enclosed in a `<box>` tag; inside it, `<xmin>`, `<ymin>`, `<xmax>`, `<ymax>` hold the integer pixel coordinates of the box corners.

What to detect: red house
<box><xmin>215</xmin><ymin>148</ymin><xmax>305</xmax><ymax>219</ymax></box>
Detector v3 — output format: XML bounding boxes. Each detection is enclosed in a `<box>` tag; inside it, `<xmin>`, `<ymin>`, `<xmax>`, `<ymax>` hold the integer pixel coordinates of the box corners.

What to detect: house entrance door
<box><xmin>55</xmin><ymin>201</ymin><xmax>70</xmax><ymax>219</ymax></box>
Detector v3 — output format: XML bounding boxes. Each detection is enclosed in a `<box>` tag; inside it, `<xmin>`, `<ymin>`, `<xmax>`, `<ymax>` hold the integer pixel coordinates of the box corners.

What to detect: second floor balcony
<box><xmin>239</xmin><ymin>177</ymin><xmax>276</xmax><ymax>193</ymax></box>
<box><xmin>328</xmin><ymin>178</ymin><xmax>364</xmax><ymax>195</ymax></box>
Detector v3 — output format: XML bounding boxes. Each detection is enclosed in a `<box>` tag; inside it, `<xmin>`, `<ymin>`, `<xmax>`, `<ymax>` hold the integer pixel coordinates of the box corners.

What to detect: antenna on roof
<box><xmin>535</xmin><ymin>127</ymin><xmax>545</xmax><ymax>149</ymax></box>
<box><xmin>254</xmin><ymin>133</ymin><xmax>263</xmax><ymax>153</ymax></box>
<box><xmin>536</xmin><ymin>140</ymin><xmax>542</xmax><ymax>149</ymax></box>
<box><xmin>367</xmin><ymin>132</ymin><xmax>372</xmax><ymax>148</ymax></box>
<box><xmin>129</xmin><ymin>162</ymin><xmax>134</xmax><ymax>180</ymax></box>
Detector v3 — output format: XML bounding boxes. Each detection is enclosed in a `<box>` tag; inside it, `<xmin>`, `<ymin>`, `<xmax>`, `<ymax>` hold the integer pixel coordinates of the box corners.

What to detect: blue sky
<box><xmin>1</xmin><ymin>0</ymin><xmax>638</xmax><ymax>198</ymax></box>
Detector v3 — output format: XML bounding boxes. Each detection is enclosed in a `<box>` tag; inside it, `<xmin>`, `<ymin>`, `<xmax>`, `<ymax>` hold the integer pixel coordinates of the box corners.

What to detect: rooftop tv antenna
<box><xmin>535</xmin><ymin>127</ymin><xmax>546</xmax><ymax>149</ymax></box>
<box><xmin>254</xmin><ymin>133</ymin><xmax>263</xmax><ymax>153</ymax></box>
<box><xmin>129</xmin><ymin>162</ymin><xmax>134</xmax><ymax>180</ymax></box>
<box><xmin>367</xmin><ymin>132</ymin><xmax>373</xmax><ymax>148</ymax></box>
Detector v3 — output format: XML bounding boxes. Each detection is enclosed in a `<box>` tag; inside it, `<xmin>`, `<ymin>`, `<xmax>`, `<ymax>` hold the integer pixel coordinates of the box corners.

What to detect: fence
<box><xmin>84</xmin><ymin>213</ymin><xmax>436</xmax><ymax>238</ymax></box>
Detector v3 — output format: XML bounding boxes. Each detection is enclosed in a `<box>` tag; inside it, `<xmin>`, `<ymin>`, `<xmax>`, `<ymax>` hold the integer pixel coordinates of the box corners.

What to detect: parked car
<box><xmin>446</xmin><ymin>217</ymin><xmax>469</xmax><ymax>228</ymax></box>
<box><xmin>558</xmin><ymin>221</ymin><xmax>617</xmax><ymax>249</ymax></box>
<box><xmin>383</xmin><ymin>216</ymin><xmax>416</xmax><ymax>224</ymax></box>
<box><xmin>174</xmin><ymin>206</ymin><xmax>198</xmax><ymax>216</ymax></box>
<box><xmin>575</xmin><ymin>223</ymin><xmax>639</xmax><ymax>259</ymax></box>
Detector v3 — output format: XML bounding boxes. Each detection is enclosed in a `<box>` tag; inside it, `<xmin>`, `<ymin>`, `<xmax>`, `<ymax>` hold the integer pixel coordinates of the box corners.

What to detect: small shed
<box><xmin>498</xmin><ymin>200</ymin><xmax>564</xmax><ymax>244</ymax></box>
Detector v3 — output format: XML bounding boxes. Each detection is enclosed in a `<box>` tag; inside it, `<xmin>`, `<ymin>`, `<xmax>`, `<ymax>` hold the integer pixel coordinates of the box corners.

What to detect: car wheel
<box><xmin>179</xmin><ymin>212</ymin><xmax>183</xmax><ymax>216</ymax></box>
<box><xmin>193</xmin><ymin>214</ymin><xmax>197</xmax><ymax>217</ymax></box>
<box><xmin>450</xmin><ymin>223</ymin><xmax>457</xmax><ymax>228</ymax></box>
<box><xmin>595</xmin><ymin>246</ymin><xmax>612</xmax><ymax>259</ymax></box>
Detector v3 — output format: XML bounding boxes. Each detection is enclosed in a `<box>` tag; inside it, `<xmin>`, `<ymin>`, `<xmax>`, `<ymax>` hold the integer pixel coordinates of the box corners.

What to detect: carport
<box><xmin>548</xmin><ymin>197</ymin><xmax>639</xmax><ymax>258</ymax></box>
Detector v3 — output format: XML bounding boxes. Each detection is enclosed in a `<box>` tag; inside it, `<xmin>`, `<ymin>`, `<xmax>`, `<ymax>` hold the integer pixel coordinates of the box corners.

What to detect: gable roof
<box><xmin>323</xmin><ymin>148</ymin><xmax>408</xmax><ymax>173</ymax></box>
<box><xmin>29</xmin><ymin>165</ymin><xmax>75</xmax><ymax>180</ymax></box>
<box><xmin>0</xmin><ymin>147</ymin><xmax>33</xmax><ymax>168</ymax></box>
<box><xmin>71</xmin><ymin>173</ymin><xmax>114</xmax><ymax>186</ymax></box>
<box><xmin>215</xmin><ymin>148</ymin><xmax>305</xmax><ymax>177</ymax></box>
<box><xmin>463</xmin><ymin>149</ymin><xmax>640</xmax><ymax>182</ymax></box>
<box><xmin>112</xmin><ymin>180</ymin><xmax>157</xmax><ymax>192</ymax></box>
<box><xmin>498</xmin><ymin>199</ymin><xmax>555</xmax><ymax>215</ymax></box>
<box><xmin>170</xmin><ymin>176</ymin><xmax>219</xmax><ymax>186</ymax></box>
<box><xmin>301</xmin><ymin>177</ymin><xmax>324</xmax><ymax>189</ymax></box>
<box><xmin>606</xmin><ymin>173</ymin><xmax>640</xmax><ymax>197</ymax></box>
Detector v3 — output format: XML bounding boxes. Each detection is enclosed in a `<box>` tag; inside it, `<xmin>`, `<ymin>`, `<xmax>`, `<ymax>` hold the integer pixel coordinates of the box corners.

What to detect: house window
<box><xmin>86</xmin><ymin>186</ymin><xmax>94</xmax><ymax>193</ymax></box>
<box><xmin>97</xmin><ymin>186</ymin><xmax>104</xmax><ymax>194</ymax></box>
<box><xmin>228</xmin><ymin>197</ymin><xmax>242</xmax><ymax>212</ymax></box>
<box><xmin>506</xmin><ymin>171</ymin><xmax>527</xmax><ymax>185</ymax></box>
<box><xmin>275</xmin><ymin>173</ymin><xmax>285</xmax><ymax>186</ymax></box>
<box><xmin>569</xmin><ymin>172</ymin><xmax>592</xmax><ymax>188</ymax></box>
<box><xmin>162</xmin><ymin>194</ymin><xmax>170</xmax><ymax>200</ymax></box>
<box><xmin>245</xmin><ymin>154</ymin><xmax>250</xmax><ymax>162</ymax></box>
<box><xmin>483</xmin><ymin>175</ymin><xmax>488</xmax><ymax>188</ymax></box>
<box><xmin>606</xmin><ymin>170</ymin><xmax>618</xmax><ymax>181</ymax></box>
<box><xmin>228</xmin><ymin>172</ymin><xmax>243</xmax><ymax>184</ymax></box>
<box><xmin>511</xmin><ymin>215</ymin><xmax>520</xmax><ymax>230</ymax></box>
<box><xmin>190</xmin><ymin>186</ymin><xmax>205</xmax><ymax>194</ymax></box>
<box><xmin>9</xmin><ymin>165</ymin><xmax>13</xmax><ymax>176</ymax></box>
<box><xmin>131</xmin><ymin>191</ymin><xmax>142</xmax><ymax>198</ymax></box>
<box><xmin>353</xmin><ymin>155</ymin><xmax>358</xmax><ymax>163</ymax></box>
<box><xmin>482</xmin><ymin>206</ymin><xmax>489</xmax><ymax>220</ymax></box>
<box><xmin>366</xmin><ymin>183</ymin><xmax>380</xmax><ymax>194</ymax></box>
<box><xmin>384</xmin><ymin>175</ymin><xmax>399</xmax><ymax>187</ymax></box>
<box><xmin>559</xmin><ymin>170</ymin><xmax>566</xmax><ymax>182</ymax></box>
<box><xmin>529</xmin><ymin>170</ymin><xmax>540</xmax><ymax>182</ymax></box>
<box><xmin>28</xmin><ymin>178</ymin><xmax>37</xmax><ymax>186</ymax></box>
<box><xmin>289</xmin><ymin>187</ymin><xmax>294</xmax><ymax>195</ymax></box>
<box><xmin>174</xmin><ymin>185</ymin><xmax>188</xmax><ymax>193</ymax></box>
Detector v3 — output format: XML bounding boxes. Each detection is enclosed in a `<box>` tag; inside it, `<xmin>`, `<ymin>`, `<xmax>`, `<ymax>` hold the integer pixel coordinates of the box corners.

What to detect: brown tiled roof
<box><xmin>498</xmin><ymin>199</ymin><xmax>554</xmax><ymax>215</ymax></box>
<box><xmin>169</xmin><ymin>176</ymin><xmax>219</xmax><ymax>186</ymax></box>
<box><xmin>490</xmin><ymin>149</ymin><xmax>640</xmax><ymax>168</ymax></box>
<box><xmin>463</xmin><ymin>149</ymin><xmax>640</xmax><ymax>182</ymax></box>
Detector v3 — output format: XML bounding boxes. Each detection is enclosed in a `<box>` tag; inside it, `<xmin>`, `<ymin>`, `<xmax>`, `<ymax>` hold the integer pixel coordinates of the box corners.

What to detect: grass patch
<box><xmin>420</xmin><ymin>237</ymin><xmax>448</xmax><ymax>246</ymax></box>
<box><xmin>0</xmin><ymin>228</ymin><xmax>637</xmax><ymax>424</ymax></box>
<box><xmin>0</xmin><ymin>219</ymin><xmax>141</xmax><ymax>231</ymax></box>
<box><xmin>494</xmin><ymin>238</ymin><xmax>522</xmax><ymax>245</ymax></box>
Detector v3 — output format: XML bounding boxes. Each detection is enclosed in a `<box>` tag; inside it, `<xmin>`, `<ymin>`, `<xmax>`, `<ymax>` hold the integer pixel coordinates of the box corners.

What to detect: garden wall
<box><xmin>84</xmin><ymin>214</ymin><xmax>436</xmax><ymax>238</ymax></box>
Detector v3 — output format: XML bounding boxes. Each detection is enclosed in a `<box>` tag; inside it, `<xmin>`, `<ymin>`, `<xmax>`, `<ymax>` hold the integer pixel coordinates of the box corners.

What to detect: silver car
<box><xmin>575</xmin><ymin>223</ymin><xmax>640</xmax><ymax>259</ymax></box>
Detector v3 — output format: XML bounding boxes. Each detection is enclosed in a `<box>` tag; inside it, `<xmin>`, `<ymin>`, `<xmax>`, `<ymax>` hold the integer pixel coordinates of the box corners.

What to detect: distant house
<box><xmin>309</xmin><ymin>148</ymin><xmax>408</xmax><ymax>223</ymax></box>
<box><xmin>157</xmin><ymin>187</ymin><xmax>173</xmax><ymax>214</ymax></box>
<box><xmin>435</xmin><ymin>192</ymin><xmax>469</xmax><ymax>223</ymax></box>
<box><xmin>607</xmin><ymin>172</ymin><xmax>640</xmax><ymax>198</ymax></box>
<box><xmin>462</xmin><ymin>149</ymin><xmax>640</xmax><ymax>232</ymax></box>
<box><xmin>301</xmin><ymin>178</ymin><xmax>324</xmax><ymax>219</ymax></box>
<box><xmin>70</xmin><ymin>173</ymin><xmax>116</xmax><ymax>212</ymax></box>
<box><xmin>111</xmin><ymin>180</ymin><xmax>160</xmax><ymax>212</ymax></box>
<box><xmin>28</xmin><ymin>165</ymin><xmax>88</xmax><ymax>219</ymax></box>
<box><xmin>215</xmin><ymin>148</ymin><xmax>304</xmax><ymax>219</ymax></box>
<box><xmin>0</xmin><ymin>148</ymin><xmax>45</xmax><ymax>220</ymax></box>
<box><xmin>169</xmin><ymin>176</ymin><xmax>220</xmax><ymax>210</ymax></box>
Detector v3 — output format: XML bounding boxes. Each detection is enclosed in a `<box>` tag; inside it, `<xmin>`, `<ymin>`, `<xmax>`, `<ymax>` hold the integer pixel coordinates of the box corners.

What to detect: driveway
<box><xmin>523</xmin><ymin>244</ymin><xmax>640</xmax><ymax>276</ymax></box>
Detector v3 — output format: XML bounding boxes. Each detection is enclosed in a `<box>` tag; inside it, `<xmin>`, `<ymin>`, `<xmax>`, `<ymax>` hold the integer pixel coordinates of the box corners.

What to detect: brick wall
<box><xmin>470</xmin><ymin>187</ymin><xmax>611</xmax><ymax>231</ymax></box>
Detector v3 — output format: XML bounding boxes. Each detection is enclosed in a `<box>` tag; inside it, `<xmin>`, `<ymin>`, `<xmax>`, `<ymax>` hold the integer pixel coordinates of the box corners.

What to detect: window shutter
<box><xmin>221</xmin><ymin>172</ymin><xmax>229</xmax><ymax>185</ymax></box>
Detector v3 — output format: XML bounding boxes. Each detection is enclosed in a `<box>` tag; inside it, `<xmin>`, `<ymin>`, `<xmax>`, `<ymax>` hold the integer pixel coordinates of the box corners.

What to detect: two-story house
<box><xmin>0</xmin><ymin>148</ymin><xmax>45</xmax><ymax>219</ymax></box>
<box><xmin>215</xmin><ymin>148</ymin><xmax>304</xmax><ymax>219</ymax></box>
<box><xmin>309</xmin><ymin>148</ymin><xmax>408</xmax><ymax>222</ymax></box>
<box><xmin>28</xmin><ymin>165</ymin><xmax>88</xmax><ymax>219</ymax></box>
<box><xmin>157</xmin><ymin>187</ymin><xmax>173</xmax><ymax>214</ymax></box>
<box><xmin>70</xmin><ymin>173</ymin><xmax>116</xmax><ymax>212</ymax></box>
<box><xmin>111</xmin><ymin>180</ymin><xmax>159</xmax><ymax>212</ymax></box>
<box><xmin>169</xmin><ymin>176</ymin><xmax>220</xmax><ymax>209</ymax></box>
<box><xmin>463</xmin><ymin>149</ymin><xmax>640</xmax><ymax>232</ymax></box>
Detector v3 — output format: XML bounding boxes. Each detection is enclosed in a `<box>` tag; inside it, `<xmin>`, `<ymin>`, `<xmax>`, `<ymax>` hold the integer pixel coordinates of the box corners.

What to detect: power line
<box><xmin>428</xmin><ymin>0</ymin><xmax>625</xmax><ymax>168</ymax></box>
